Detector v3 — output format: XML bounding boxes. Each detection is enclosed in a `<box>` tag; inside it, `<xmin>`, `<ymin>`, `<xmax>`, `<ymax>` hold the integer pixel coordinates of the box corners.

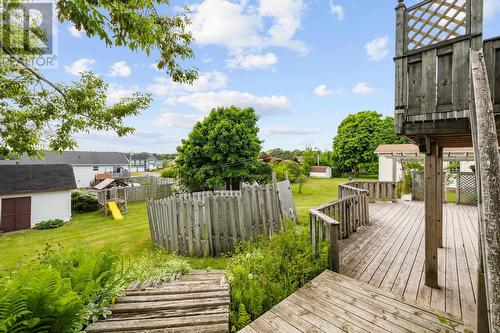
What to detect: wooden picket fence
<box><xmin>147</xmin><ymin>180</ymin><xmax>296</xmax><ymax>257</ymax></box>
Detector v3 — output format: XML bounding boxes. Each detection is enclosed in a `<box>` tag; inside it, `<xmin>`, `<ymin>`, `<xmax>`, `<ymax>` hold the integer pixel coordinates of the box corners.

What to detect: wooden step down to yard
<box><xmin>85</xmin><ymin>270</ymin><xmax>230</xmax><ymax>333</ymax></box>
<box><xmin>241</xmin><ymin>270</ymin><xmax>466</xmax><ymax>333</ymax></box>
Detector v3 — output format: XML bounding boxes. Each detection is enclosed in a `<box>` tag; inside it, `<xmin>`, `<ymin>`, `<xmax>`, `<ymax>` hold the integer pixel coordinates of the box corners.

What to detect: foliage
<box><xmin>226</xmin><ymin>224</ymin><xmax>328</xmax><ymax>331</ymax></box>
<box><xmin>71</xmin><ymin>190</ymin><xmax>99</xmax><ymax>213</ymax></box>
<box><xmin>0</xmin><ymin>245</ymin><xmax>123</xmax><ymax>332</ymax></box>
<box><xmin>1</xmin><ymin>0</ymin><xmax>196</xmax><ymax>156</ymax></box>
<box><xmin>34</xmin><ymin>219</ymin><xmax>64</xmax><ymax>230</ymax></box>
<box><xmin>160</xmin><ymin>167</ymin><xmax>177</xmax><ymax>179</ymax></box>
<box><xmin>401</xmin><ymin>170</ymin><xmax>413</xmax><ymax>195</ymax></box>
<box><xmin>332</xmin><ymin>111</ymin><xmax>409</xmax><ymax>176</ymax></box>
<box><xmin>405</xmin><ymin>161</ymin><xmax>424</xmax><ymax>171</ymax></box>
<box><xmin>296</xmin><ymin>176</ymin><xmax>308</xmax><ymax>194</ymax></box>
<box><xmin>272</xmin><ymin>160</ymin><xmax>307</xmax><ymax>183</ymax></box>
<box><xmin>0</xmin><ymin>244</ymin><xmax>191</xmax><ymax>332</ymax></box>
<box><xmin>124</xmin><ymin>248</ymin><xmax>190</xmax><ymax>283</ymax></box>
<box><xmin>264</xmin><ymin>148</ymin><xmax>299</xmax><ymax>161</ymax></box>
<box><xmin>176</xmin><ymin>106</ymin><xmax>267</xmax><ymax>191</ymax></box>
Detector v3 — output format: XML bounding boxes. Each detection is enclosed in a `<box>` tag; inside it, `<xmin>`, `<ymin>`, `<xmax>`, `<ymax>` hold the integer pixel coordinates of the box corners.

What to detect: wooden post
<box><xmin>424</xmin><ymin>140</ymin><xmax>440</xmax><ymax>288</ymax></box>
<box><xmin>437</xmin><ymin>147</ymin><xmax>444</xmax><ymax>248</ymax></box>
<box><xmin>394</xmin><ymin>0</ymin><xmax>407</xmax><ymax>134</ymax></box>
<box><xmin>329</xmin><ymin>223</ymin><xmax>340</xmax><ymax>273</ymax></box>
<box><xmin>471</xmin><ymin>50</ymin><xmax>500</xmax><ymax>333</ymax></box>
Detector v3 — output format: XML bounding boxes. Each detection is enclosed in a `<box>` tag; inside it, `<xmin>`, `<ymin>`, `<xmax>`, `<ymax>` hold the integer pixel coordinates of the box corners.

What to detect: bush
<box><xmin>273</xmin><ymin>161</ymin><xmax>307</xmax><ymax>183</ymax></box>
<box><xmin>160</xmin><ymin>167</ymin><xmax>177</xmax><ymax>178</ymax></box>
<box><xmin>34</xmin><ymin>219</ymin><xmax>64</xmax><ymax>230</ymax></box>
<box><xmin>71</xmin><ymin>190</ymin><xmax>99</xmax><ymax>213</ymax></box>
<box><xmin>226</xmin><ymin>224</ymin><xmax>328</xmax><ymax>331</ymax></box>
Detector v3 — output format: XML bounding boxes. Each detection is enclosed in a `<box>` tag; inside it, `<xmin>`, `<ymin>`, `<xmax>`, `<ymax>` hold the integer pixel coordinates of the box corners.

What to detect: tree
<box><xmin>1</xmin><ymin>0</ymin><xmax>197</xmax><ymax>156</ymax></box>
<box><xmin>175</xmin><ymin>106</ymin><xmax>269</xmax><ymax>191</ymax></box>
<box><xmin>332</xmin><ymin>111</ymin><xmax>409</xmax><ymax>176</ymax></box>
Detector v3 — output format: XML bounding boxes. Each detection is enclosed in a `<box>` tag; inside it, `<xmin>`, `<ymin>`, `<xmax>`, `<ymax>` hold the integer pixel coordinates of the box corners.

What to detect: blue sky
<box><xmin>45</xmin><ymin>0</ymin><xmax>500</xmax><ymax>153</ymax></box>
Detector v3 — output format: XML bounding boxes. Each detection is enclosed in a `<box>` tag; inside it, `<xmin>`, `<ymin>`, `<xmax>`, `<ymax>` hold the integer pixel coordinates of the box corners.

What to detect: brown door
<box><xmin>1</xmin><ymin>197</ymin><xmax>31</xmax><ymax>232</ymax></box>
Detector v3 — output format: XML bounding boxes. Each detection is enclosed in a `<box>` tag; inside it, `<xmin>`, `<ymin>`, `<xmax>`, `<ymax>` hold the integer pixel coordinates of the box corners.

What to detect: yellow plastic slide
<box><xmin>107</xmin><ymin>201</ymin><xmax>124</xmax><ymax>220</ymax></box>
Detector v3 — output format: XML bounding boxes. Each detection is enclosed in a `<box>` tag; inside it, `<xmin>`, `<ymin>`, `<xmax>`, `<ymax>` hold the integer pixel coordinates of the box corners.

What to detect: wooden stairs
<box><xmin>241</xmin><ymin>271</ymin><xmax>467</xmax><ymax>333</ymax></box>
<box><xmin>85</xmin><ymin>270</ymin><xmax>230</xmax><ymax>333</ymax></box>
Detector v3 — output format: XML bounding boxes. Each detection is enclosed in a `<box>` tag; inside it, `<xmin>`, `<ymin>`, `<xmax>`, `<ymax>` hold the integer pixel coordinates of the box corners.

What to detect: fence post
<box><xmin>329</xmin><ymin>223</ymin><xmax>340</xmax><ymax>272</ymax></box>
<box><xmin>457</xmin><ymin>172</ymin><xmax>462</xmax><ymax>205</ymax></box>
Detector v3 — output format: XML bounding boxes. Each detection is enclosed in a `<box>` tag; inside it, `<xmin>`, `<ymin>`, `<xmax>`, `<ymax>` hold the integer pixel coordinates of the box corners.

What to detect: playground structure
<box><xmin>96</xmin><ymin>187</ymin><xmax>128</xmax><ymax>217</ymax></box>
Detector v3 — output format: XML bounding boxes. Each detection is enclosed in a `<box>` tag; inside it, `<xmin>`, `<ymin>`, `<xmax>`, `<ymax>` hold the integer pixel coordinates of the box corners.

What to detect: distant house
<box><xmin>310</xmin><ymin>166</ymin><xmax>332</xmax><ymax>178</ymax></box>
<box><xmin>0</xmin><ymin>151</ymin><xmax>130</xmax><ymax>188</ymax></box>
<box><xmin>129</xmin><ymin>153</ymin><xmax>163</xmax><ymax>172</ymax></box>
<box><xmin>0</xmin><ymin>165</ymin><xmax>76</xmax><ymax>232</ymax></box>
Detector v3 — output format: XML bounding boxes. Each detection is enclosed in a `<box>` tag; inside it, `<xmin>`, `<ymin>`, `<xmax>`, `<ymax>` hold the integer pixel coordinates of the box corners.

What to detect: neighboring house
<box><xmin>129</xmin><ymin>153</ymin><xmax>163</xmax><ymax>172</ymax></box>
<box><xmin>0</xmin><ymin>165</ymin><xmax>76</xmax><ymax>232</ymax></box>
<box><xmin>0</xmin><ymin>151</ymin><xmax>130</xmax><ymax>188</ymax></box>
<box><xmin>310</xmin><ymin>166</ymin><xmax>332</xmax><ymax>178</ymax></box>
<box><xmin>375</xmin><ymin>144</ymin><xmax>475</xmax><ymax>182</ymax></box>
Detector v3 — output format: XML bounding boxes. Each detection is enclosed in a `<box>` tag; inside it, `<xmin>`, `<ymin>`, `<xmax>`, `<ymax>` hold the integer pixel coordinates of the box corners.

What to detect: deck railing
<box><xmin>310</xmin><ymin>185</ymin><xmax>369</xmax><ymax>272</ymax></box>
<box><xmin>311</xmin><ymin>181</ymin><xmax>397</xmax><ymax>272</ymax></box>
<box><xmin>342</xmin><ymin>181</ymin><xmax>397</xmax><ymax>202</ymax></box>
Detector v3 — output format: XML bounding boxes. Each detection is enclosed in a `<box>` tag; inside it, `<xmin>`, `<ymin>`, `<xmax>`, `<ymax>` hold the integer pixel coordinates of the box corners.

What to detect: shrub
<box><xmin>34</xmin><ymin>219</ymin><xmax>64</xmax><ymax>230</ymax></box>
<box><xmin>71</xmin><ymin>190</ymin><xmax>99</xmax><ymax>213</ymax></box>
<box><xmin>273</xmin><ymin>161</ymin><xmax>307</xmax><ymax>183</ymax></box>
<box><xmin>226</xmin><ymin>224</ymin><xmax>328</xmax><ymax>331</ymax></box>
<box><xmin>160</xmin><ymin>167</ymin><xmax>177</xmax><ymax>178</ymax></box>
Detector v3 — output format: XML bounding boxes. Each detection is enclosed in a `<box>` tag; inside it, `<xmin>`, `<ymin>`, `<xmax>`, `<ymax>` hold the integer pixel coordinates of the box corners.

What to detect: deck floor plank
<box><xmin>243</xmin><ymin>202</ymin><xmax>478</xmax><ymax>333</ymax></box>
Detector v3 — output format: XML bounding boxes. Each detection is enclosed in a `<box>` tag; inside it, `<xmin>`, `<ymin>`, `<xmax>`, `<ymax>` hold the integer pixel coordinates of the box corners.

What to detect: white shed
<box><xmin>0</xmin><ymin>164</ymin><xmax>76</xmax><ymax>232</ymax></box>
<box><xmin>310</xmin><ymin>166</ymin><xmax>332</xmax><ymax>178</ymax></box>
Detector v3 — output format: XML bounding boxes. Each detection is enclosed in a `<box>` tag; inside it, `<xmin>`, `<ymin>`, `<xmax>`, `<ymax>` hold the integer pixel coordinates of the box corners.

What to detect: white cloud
<box><xmin>106</xmin><ymin>84</ymin><xmax>138</xmax><ymax>103</ymax></box>
<box><xmin>364</xmin><ymin>36</ymin><xmax>389</xmax><ymax>61</ymax></box>
<box><xmin>484</xmin><ymin>0</ymin><xmax>500</xmax><ymax>20</ymax></box>
<box><xmin>352</xmin><ymin>82</ymin><xmax>376</xmax><ymax>95</ymax></box>
<box><xmin>314</xmin><ymin>84</ymin><xmax>332</xmax><ymax>96</ymax></box>
<box><xmin>109</xmin><ymin>61</ymin><xmax>132</xmax><ymax>77</ymax></box>
<box><xmin>329</xmin><ymin>2</ymin><xmax>344</xmax><ymax>21</ymax></box>
<box><xmin>76</xmin><ymin>130</ymin><xmax>180</xmax><ymax>151</ymax></box>
<box><xmin>155</xmin><ymin>112</ymin><xmax>205</xmax><ymax>128</ymax></box>
<box><xmin>68</xmin><ymin>25</ymin><xmax>83</xmax><ymax>38</ymax></box>
<box><xmin>227</xmin><ymin>52</ymin><xmax>278</xmax><ymax>70</ymax></box>
<box><xmin>64</xmin><ymin>58</ymin><xmax>95</xmax><ymax>75</ymax></box>
<box><xmin>148</xmin><ymin>71</ymin><xmax>228</xmax><ymax>96</ymax></box>
<box><xmin>166</xmin><ymin>90</ymin><xmax>291</xmax><ymax>116</ymax></box>
<box><xmin>262</xmin><ymin>126</ymin><xmax>321</xmax><ymax>136</ymax></box>
<box><xmin>189</xmin><ymin>0</ymin><xmax>307</xmax><ymax>55</ymax></box>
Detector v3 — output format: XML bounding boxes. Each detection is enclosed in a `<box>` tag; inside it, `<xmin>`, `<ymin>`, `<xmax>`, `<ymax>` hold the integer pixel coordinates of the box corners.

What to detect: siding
<box><xmin>72</xmin><ymin>165</ymin><xmax>128</xmax><ymax>188</ymax></box>
<box><xmin>0</xmin><ymin>190</ymin><xmax>71</xmax><ymax>228</ymax></box>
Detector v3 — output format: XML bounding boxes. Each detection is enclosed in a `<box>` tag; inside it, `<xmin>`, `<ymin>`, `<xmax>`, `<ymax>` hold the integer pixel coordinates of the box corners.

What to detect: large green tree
<box><xmin>1</xmin><ymin>0</ymin><xmax>196</xmax><ymax>156</ymax></box>
<box><xmin>175</xmin><ymin>106</ymin><xmax>270</xmax><ymax>191</ymax></box>
<box><xmin>332</xmin><ymin>111</ymin><xmax>409</xmax><ymax>176</ymax></box>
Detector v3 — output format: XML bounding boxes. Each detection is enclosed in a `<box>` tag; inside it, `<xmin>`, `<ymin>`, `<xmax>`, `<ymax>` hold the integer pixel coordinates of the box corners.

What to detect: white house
<box><xmin>310</xmin><ymin>166</ymin><xmax>332</xmax><ymax>178</ymax></box>
<box><xmin>0</xmin><ymin>151</ymin><xmax>130</xmax><ymax>188</ymax></box>
<box><xmin>0</xmin><ymin>165</ymin><xmax>76</xmax><ymax>232</ymax></box>
<box><xmin>375</xmin><ymin>144</ymin><xmax>475</xmax><ymax>182</ymax></box>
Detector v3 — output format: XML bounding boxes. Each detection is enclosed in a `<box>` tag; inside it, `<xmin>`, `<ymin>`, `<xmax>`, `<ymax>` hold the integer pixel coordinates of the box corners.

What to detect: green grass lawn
<box><xmin>0</xmin><ymin>178</ymin><xmax>353</xmax><ymax>271</ymax></box>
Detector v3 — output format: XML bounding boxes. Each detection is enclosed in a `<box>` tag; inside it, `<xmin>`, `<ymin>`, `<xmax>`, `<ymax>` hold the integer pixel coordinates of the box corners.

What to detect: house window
<box><xmin>93</xmin><ymin>166</ymin><xmax>99</xmax><ymax>171</ymax></box>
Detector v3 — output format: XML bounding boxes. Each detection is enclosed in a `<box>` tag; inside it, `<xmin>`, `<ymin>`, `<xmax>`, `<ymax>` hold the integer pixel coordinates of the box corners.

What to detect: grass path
<box><xmin>0</xmin><ymin>178</ymin><xmax>352</xmax><ymax>271</ymax></box>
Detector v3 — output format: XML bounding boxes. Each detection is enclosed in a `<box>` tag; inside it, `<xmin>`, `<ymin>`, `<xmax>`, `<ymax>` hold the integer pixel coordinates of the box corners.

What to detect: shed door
<box><xmin>1</xmin><ymin>197</ymin><xmax>31</xmax><ymax>232</ymax></box>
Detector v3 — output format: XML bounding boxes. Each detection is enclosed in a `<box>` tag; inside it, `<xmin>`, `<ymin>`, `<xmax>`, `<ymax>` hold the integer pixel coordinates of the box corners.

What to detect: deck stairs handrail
<box><xmin>310</xmin><ymin>181</ymin><xmax>397</xmax><ymax>272</ymax></box>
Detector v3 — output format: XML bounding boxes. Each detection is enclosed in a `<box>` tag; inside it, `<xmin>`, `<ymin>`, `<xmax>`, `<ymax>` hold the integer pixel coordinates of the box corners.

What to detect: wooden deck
<box><xmin>85</xmin><ymin>270</ymin><xmax>229</xmax><ymax>332</ymax></box>
<box><xmin>244</xmin><ymin>202</ymin><xmax>479</xmax><ymax>332</ymax></box>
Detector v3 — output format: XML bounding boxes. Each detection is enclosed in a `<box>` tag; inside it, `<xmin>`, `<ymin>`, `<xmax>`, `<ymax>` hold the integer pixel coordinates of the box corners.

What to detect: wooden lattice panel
<box><xmin>407</xmin><ymin>0</ymin><xmax>467</xmax><ymax>51</ymax></box>
<box><xmin>457</xmin><ymin>172</ymin><xmax>477</xmax><ymax>205</ymax></box>
<box><xmin>412</xmin><ymin>171</ymin><xmax>425</xmax><ymax>201</ymax></box>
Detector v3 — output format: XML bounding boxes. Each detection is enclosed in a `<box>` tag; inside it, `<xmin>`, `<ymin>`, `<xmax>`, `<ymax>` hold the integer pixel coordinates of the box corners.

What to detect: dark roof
<box><xmin>310</xmin><ymin>166</ymin><xmax>330</xmax><ymax>173</ymax></box>
<box><xmin>0</xmin><ymin>165</ymin><xmax>77</xmax><ymax>195</ymax></box>
<box><xmin>0</xmin><ymin>151</ymin><xmax>129</xmax><ymax>166</ymax></box>
<box><xmin>130</xmin><ymin>153</ymin><xmax>161</xmax><ymax>161</ymax></box>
